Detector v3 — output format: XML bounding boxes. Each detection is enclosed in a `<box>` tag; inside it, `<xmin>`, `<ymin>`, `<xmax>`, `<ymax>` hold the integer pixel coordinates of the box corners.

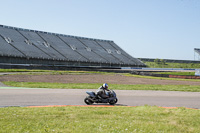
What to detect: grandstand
<box><xmin>194</xmin><ymin>48</ymin><xmax>200</xmax><ymax>60</ymax></box>
<box><xmin>194</xmin><ymin>48</ymin><xmax>200</xmax><ymax>54</ymax></box>
<box><xmin>0</xmin><ymin>25</ymin><xmax>145</xmax><ymax>69</ymax></box>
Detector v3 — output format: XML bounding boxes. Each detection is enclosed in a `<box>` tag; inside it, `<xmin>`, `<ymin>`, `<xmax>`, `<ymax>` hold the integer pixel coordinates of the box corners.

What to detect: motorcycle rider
<box><xmin>97</xmin><ymin>83</ymin><xmax>110</xmax><ymax>99</ymax></box>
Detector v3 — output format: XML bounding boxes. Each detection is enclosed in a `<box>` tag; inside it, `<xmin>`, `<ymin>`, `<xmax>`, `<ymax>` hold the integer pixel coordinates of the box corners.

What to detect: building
<box><xmin>0</xmin><ymin>25</ymin><xmax>145</xmax><ymax>69</ymax></box>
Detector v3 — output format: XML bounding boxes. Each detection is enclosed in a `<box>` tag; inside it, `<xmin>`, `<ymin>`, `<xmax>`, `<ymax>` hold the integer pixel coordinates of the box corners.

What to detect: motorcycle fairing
<box><xmin>86</xmin><ymin>91</ymin><xmax>96</xmax><ymax>97</ymax></box>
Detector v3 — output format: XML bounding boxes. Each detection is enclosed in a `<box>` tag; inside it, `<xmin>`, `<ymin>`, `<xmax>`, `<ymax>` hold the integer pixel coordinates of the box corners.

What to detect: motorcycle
<box><xmin>84</xmin><ymin>90</ymin><xmax>118</xmax><ymax>105</ymax></box>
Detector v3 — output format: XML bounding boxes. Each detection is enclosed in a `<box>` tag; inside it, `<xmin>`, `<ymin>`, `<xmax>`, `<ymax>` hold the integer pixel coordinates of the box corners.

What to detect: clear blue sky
<box><xmin>1</xmin><ymin>0</ymin><xmax>200</xmax><ymax>60</ymax></box>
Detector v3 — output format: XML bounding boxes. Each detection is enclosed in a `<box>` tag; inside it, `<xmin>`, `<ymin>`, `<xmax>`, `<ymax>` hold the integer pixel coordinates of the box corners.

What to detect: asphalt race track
<box><xmin>0</xmin><ymin>87</ymin><xmax>200</xmax><ymax>109</ymax></box>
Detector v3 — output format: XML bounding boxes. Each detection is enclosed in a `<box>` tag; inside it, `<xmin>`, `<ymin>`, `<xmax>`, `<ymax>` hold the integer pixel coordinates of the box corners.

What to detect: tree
<box><xmin>160</xmin><ymin>59</ymin><xmax>166</xmax><ymax>65</ymax></box>
<box><xmin>154</xmin><ymin>58</ymin><xmax>160</xmax><ymax>64</ymax></box>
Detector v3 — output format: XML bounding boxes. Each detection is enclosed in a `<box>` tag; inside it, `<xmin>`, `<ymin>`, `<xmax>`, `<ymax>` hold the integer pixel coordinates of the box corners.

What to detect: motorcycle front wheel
<box><xmin>109</xmin><ymin>98</ymin><xmax>118</xmax><ymax>105</ymax></box>
<box><xmin>84</xmin><ymin>97</ymin><xmax>94</xmax><ymax>105</ymax></box>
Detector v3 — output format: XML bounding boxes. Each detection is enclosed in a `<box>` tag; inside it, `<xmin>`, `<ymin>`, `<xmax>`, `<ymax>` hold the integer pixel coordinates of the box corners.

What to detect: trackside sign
<box><xmin>195</xmin><ymin>69</ymin><xmax>200</xmax><ymax>76</ymax></box>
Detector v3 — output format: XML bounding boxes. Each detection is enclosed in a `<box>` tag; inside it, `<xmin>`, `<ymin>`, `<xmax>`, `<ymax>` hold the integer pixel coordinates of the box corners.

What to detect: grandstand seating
<box><xmin>18</xmin><ymin>30</ymin><xmax>65</xmax><ymax>60</ymax></box>
<box><xmin>78</xmin><ymin>39</ymin><xmax>120</xmax><ymax>64</ymax></box>
<box><xmin>0</xmin><ymin>34</ymin><xmax>24</xmax><ymax>57</ymax></box>
<box><xmin>0</xmin><ymin>25</ymin><xmax>146</xmax><ymax>67</ymax></box>
<box><xmin>38</xmin><ymin>32</ymin><xmax>88</xmax><ymax>62</ymax></box>
<box><xmin>59</xmin><ymin>36</ymin><xmax>108</xmax><ymax>63</ymax></box>
<box><xmin>0</xmin><ymin>26</ymin><xmax>50</xmax><ymax>59</ymax></box>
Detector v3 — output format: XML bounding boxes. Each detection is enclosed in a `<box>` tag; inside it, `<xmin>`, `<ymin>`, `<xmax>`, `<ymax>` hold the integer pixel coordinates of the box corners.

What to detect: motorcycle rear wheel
<box><xmin>84</xmin><ymin>97</ymin><xmax>94</xmax><ymax>105</ymax></box>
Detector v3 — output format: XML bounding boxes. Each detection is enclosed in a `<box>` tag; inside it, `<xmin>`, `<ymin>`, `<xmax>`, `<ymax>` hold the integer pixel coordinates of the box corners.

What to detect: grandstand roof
<box><xmin>0</xmin><ymin>25</ymin><xmax>145</xmax><ymax>67</ymax></box>
<box><xmin>194</xmin><ymin>48</ymin><xmax>200</xmax><ymax>55</ymax></box>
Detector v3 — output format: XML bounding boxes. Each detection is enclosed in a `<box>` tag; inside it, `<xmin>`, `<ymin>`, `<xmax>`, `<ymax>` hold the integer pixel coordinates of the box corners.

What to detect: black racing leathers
<box><xmin>96</xmin><ymin>86</ymin><xmax>109</xmax><ymax>99</ymax></box>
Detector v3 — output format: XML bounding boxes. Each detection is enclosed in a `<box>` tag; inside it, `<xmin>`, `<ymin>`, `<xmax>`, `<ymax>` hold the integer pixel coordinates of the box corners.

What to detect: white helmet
<box><xmin>103</xmin><ymin>83</ymin><xmax>108</xmax><ymax>90</ymax></box>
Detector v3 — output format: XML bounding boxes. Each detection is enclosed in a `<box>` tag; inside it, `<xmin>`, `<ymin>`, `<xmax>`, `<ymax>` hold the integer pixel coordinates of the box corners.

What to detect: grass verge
<box><xmin>3</xmin><ymin>81</ymin><xmax>200</xmax><ymax>92</ymax></box>
<box><xmin>0</xmin><ymin>69</ymin><xmax>51</xmax><ymax>73</ymax></box>
<box><xmin>0</xmin><ymin>68</ymin><xmax>115</xmax><ymax>75</ymax></box>
<box><xmin>154</xmin><ymin>72</ymin><xmax>195</xmax><ymax>76</ymax></box>
<box><xmin>0</xmin><ymin>106</ymin><xmax>199</xmax><ymax>133</ymax></box>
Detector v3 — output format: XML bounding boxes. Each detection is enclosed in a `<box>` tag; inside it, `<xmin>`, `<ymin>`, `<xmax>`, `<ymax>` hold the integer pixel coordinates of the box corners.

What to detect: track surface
<box><xmin>0</xmin><ymin>87</ymin><xmax>200</xmax><ymax>109</ymax></box>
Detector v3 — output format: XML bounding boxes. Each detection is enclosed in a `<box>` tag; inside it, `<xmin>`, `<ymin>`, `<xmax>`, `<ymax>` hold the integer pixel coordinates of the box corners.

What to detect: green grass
<box><xmin>0</xmin><ymin>106</ymin><xmax>199</xmax><ymax>133</ymax></box>
<box><xmin>0</xmin><ymin>68</ymin><xmax>115</xmax><ymax>75</ymax></box>
<box><xmin>3</xmin><ymin>81</ymin><xmax>200</xmax><ymax>92</ymax></box>
<box><xmin>49</xmin><ymin>71</ymin><xmax>115</xmax><ymax>75</ymax></box>
<box><xmin>144</xmin><ymin>61</ymin><xmax>200</xmax><ymax>68</ymax></box>
<box><xmin>0</xmin><ymin>69</ymin><xmax>51</xmax><ymax>73</ymax></box>
<box><xmin>154</xmin><ymin>72</ymin><xmax>195</xmax><ymax>76</ymax></box>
